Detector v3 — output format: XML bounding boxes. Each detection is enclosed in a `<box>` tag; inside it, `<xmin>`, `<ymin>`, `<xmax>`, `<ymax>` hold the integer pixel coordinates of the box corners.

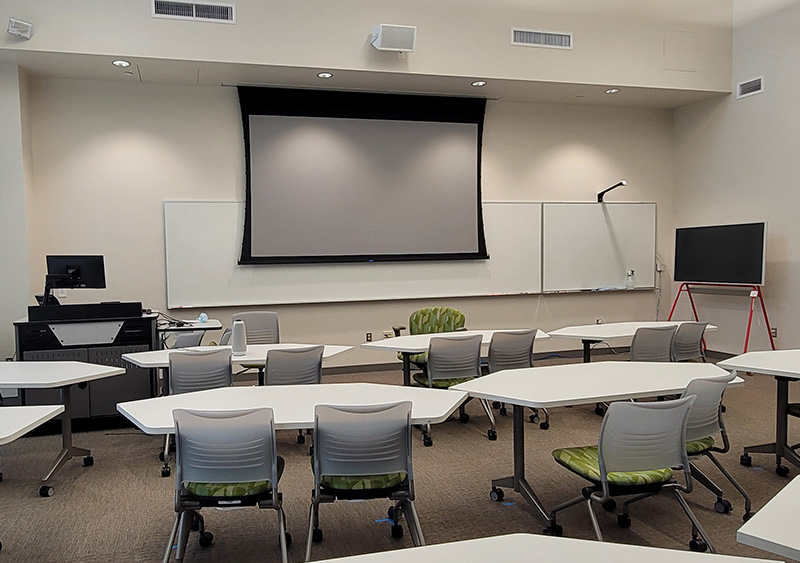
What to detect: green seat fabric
<box><xmin>552</xmin><ymin>446</ymin><xmax>673</xmax><ymax>486</ymax></box>
<box><xmin>398</xmin><ymin>307</ymin><xmax>466</xmax><ymax>365</ymax></box>
<box><xmin>184</xmin><ymin>456</ymin><xmax>285</xmax><ymax>498</ymax></box>
<box><xmin>686</xmin><ymin>436</ymin><xmax>716</xmax><ymax>455</ymax></box>
<box><xmin>321</xmin><ymin>472</ymin><xmax>406</xmax><ymax>491</ymax></box>
<box><xmin>412</xmin><ymin>372</ymin><xmax>474</xmax><ymax>389</ymax></box>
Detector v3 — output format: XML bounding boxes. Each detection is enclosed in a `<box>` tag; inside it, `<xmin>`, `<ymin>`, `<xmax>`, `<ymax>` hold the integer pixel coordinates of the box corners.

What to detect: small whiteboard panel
<box><xmin>164</xmin><ymin>202</ymin><xmax>541</xmax><ymax>308</ymax></box>
<box><xmin>542</xmin><ymin>202</ymin><xmax>656</xmax><ymax>293</ymax></box>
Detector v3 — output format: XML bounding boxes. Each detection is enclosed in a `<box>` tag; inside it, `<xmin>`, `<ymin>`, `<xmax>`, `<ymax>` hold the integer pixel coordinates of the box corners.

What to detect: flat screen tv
<box><xmin>674</xmin><ymin>222</ymin><xmax>766</xmax><ymax>285</ymax></box>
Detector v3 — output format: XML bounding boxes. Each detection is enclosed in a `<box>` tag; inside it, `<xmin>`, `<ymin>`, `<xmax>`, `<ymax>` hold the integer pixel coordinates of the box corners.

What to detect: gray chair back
<box><xmin>681</xmin><ymin>373</ymin><xmax>735</xmax><ymax>442</ymax></box>
<box><xmin>265</xmin><ymin>346</ymin><xmax>324</xmax><ymax>385</ymax></box>
<box><xmin>173</xmin><ymin>408</ymin><xmax>279</xmax><ymax>499</ymax></box>
<box><xmin>172</xmin><ymin>331</ymin><xmax>204</xmax><ymax>349</ymax></box>
<box><xmin>487</xmin><ymin>330</ymin><xmax>536</xmax><ymax>372</ymax></box>
<box><xmin>426</xmin><ymin>334</ymin><xmax>482</xmax><ymax>385</ymax></box>
<box><xmin>168</xmin><ymin>348</ymin><xmax>232</xmax><ymax>395</ymax></box>
<box><xmin>232</xmin><ymin>311</ymin><xmax>280</xmax><ymax>344</ymax></box>
<box><xmin>629</xmin><ymin>325</ymin><xmax>678</xmax><ymax>362</ymax></box>
<box><xmin>218</xmin><ymin>328</ymin><xmax>232</xmax><ymax>346</ymax></box>
<box><xmin>313</xmin><ymin>401</ymin><xmax>413</xmax><ymax>492</ymax></box>
<box><xmin>673</xmin><ymin>322</ymin><xmax>708</xmax><ymax>362</ymax></box>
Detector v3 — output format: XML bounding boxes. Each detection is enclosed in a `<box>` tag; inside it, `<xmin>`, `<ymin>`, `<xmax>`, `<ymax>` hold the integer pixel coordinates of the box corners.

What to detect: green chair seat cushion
<box><xmin>412</xmin><ymin>372</ymin><xmax>474</xmax><ymax>389</ymax></box>
<box><xmin>183</xmin><ymin>456</ymin><xmax>285</xmax><ymax>497</ymax></box>
<box><xmin>686</xmin><ymin>436</ymin><xmax>715</xmax><ymax>455</ymax></box>
<box><xmin>552</xmin><ymin>446</ymin><xmax>673</xmax><ymax>486</ymax></box>
<box><xmin>321</xmin><ymin>472</ymin><xmax>406</xmax><ymax>491</ymax></box>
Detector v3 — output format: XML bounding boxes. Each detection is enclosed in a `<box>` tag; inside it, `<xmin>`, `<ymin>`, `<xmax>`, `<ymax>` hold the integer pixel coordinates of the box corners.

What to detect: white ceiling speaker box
<box><xmin>7</xmin><ymin>17</ymin><xmax>33</xmax><ymax>39</ymax></box>
<box><xmin>371</xmin><ymin>24</ymin><xmax>416</xmax><ymax>52</ymax></box>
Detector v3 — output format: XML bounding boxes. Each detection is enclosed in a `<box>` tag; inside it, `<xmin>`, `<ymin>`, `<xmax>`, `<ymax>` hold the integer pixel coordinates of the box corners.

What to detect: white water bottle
<box><xmin>231</xmin><ymin>319</ymin><xmax>247</xmax><ymax>356</ymax></box>
<box><xmin>626</xmin><ymin>269</ymin><xmax>635</xmax><ymax>290</ymax></box>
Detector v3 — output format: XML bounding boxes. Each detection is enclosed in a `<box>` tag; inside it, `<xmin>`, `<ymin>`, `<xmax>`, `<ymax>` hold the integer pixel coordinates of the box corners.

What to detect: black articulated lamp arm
<box><xmin>597</xmin><ymin>180</ymin><xmax>627</xmax><ymax>203</ymax></box>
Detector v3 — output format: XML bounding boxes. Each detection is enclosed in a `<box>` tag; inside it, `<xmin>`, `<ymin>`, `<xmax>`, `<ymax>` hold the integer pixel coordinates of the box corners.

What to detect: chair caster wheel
<box><xmin>740</xmin><ymin>453</ymin><xmax>752</xmax><ymax>467</ymax></box>
<box><xmin>161</xmin><ymin>465</ymin><xmax>171</xmax><ymax>478</ymax></box>
<box><xmin>490</xmin><ymin>487</ymin><xmax>505</xmax><ymax>502</ymax></box>
<box><xmin>714</xmin><ymin>499</ymin><xmax>733</xmax><ymax>514</ymax></box>
<box><xmin>743</xmin><ymin>511</ymin><xmax>753</xmax><ymax>522</ymax></box>
<box><xmin>529</xmin><ymin>414</ymin><xmax>539</xmax><ymax>424</ymax></box>
<box><xmin>617</xmin><ymin>514</ymin><xmax>631</xmax><ymax>528</ymax></box>
<box><xmin>689</xmin><ymin>539</ymin><xmax>708</xmax><ymax>552</ymax></box>
<box><xmin>544</xmin><ymin>523</ymin><xmax>563</xmax><ymax>536</ymax></box>
<box><xmin>422</xmin><ymin>435</ymin><xmax>433</xmax><ymax>447</ymax></box>
<box><xmin>492</xmin><ymin>401</ymin><xmax>501</xmax><ymax>409</ymax></box>
<box><xmin>602</xmin><ymin>499</ymin><xmax>616</xmax><ymax>512</ymax></box>
<box><xmin>595</xmin><ymin>406</ymin><xmax>605</xmax><ymax>416</ymax></box>
<box><xmin>540</xmin><ymin>422</ymin><xmax>550</xmax><ymax>430</ymax></box>
<box><xmin>285</xmin><ymin>532</ymin><xmax>292</xmax><ymax>546</ymax></box>
<box><xmin>82</xmin><ymin>455</ymin><xmax>94</xmax><ymax>467</ymax></box>
<box><xmin>297</xmin><ymin>434</ymin><xmax>305</xmax><ymax>444</ymax></box>
<box><xmin>499</xmin><ymin>407</ymin><xmax>507</xmax><ymax>416</ymax></box>
<box><xmin>391</xmin><ymin>524</ymin><xmax>404</xmax><ymax>539</ymax></box>
<box><xmin>39</xmin><ymin>485</ymin><xmax>54</xmax><ymax>497</ymax></box>
<box><xmin>312</xmin><ymin>528</ymin><xmax>323</xmax><ymax>543</ymax></box>
<box><xmin>198</xmin><ymin>531</ymin><xmax>213</xmax><ymax>547</ymax></box>
<box><xmin>387</xmin><ymin>506</ymin><xmax>396</xmax><ymax>522</ymax></box>
<box><xmin>0</xmin><ymin>472</ymin><xmax>3</xmax><ymax>482</ymax></box>
<box><xmin>459</xmin><ymin>412</ymin><xmax>470</xmax><ymax>423</ymax></box>
<box><xmin>487</xmin><ymin>429</ymin><xmax>497</xmax><ymax>441</ymax></box>
<box><xmin>776</xmin><ymin>464</ymin><xmax>790</xmax><ymax>477</ymax></box>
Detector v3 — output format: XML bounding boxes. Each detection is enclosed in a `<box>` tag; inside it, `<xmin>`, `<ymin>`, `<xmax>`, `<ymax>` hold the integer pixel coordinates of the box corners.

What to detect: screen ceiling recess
<box><xmin>238</xmin><ymin>87</ymin><xmax>488</xmax><ymax>265</ymax></box>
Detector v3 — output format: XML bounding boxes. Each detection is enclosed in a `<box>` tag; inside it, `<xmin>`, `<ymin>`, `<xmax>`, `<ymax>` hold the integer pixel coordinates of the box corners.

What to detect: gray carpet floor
<box><xmin>0</xmin><ymin>355</ymin><xmax>796</xmax><ymax>562</ymax></box>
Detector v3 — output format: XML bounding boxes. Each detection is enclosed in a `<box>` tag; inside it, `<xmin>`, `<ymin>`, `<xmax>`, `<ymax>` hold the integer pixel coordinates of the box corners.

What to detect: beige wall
<box><xmin>21</xmin><ymin>76</ymin><xmax>675</xmax><ymax>365</ymax></box>
<box><xmin>672</xmin><ymin>0</ymin><xmax>800</xmax><ymax>353</ymax></box>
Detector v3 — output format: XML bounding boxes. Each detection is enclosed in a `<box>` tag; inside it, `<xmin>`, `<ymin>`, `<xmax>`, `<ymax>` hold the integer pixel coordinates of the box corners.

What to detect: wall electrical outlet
<box><xmin>596</xmin><ymin>318</ymin><xmax>605</xmax><ymax>324</ymax></box>
<box><xmin>771</xmin><ymin>328</ymin><xmax>778</xmax><ymax>338</ymax></box>
<box><xmin>365</xmin><ymin>332</ymin><xmax>373</xmax><ymax>342</ymax></box>
<box><xmin>656</xmin><ymin>263</ymin><xmax>665</xmax><ymax>272</ymax></box>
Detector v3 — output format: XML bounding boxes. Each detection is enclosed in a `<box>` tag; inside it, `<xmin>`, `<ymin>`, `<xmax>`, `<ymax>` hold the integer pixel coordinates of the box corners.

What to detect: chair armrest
<box><xmin>392</xmin><ymin>325</ymin><xmax>406</xmax><ymax>336</ymax></box>
<box><xmin>456</xmin><ymin>327</ymin><xmax>468</xmax><ymax>332</ymax></box>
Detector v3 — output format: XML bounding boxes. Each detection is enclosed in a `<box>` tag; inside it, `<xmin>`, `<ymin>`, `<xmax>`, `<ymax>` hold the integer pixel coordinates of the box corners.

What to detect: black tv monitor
<box><xmin>674</xmin><ymin>222</ymin><xmax>766</xmax><ymax>285</ymax></box>
<box><xmin>46</xmin><ymin>255</ymin><xmax>106</xmax><ymax>289</ymax></box>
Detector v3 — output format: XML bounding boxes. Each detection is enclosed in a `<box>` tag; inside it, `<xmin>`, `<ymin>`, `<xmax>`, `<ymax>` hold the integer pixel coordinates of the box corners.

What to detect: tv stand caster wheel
<box><xmin>39</xmin><ymin>485</ymin><xmax>54</xmax><ymax>497</ymax></box>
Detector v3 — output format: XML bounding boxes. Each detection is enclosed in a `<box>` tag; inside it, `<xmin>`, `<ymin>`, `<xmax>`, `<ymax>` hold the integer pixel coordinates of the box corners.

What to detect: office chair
<box><xmin>392</xmin><ymin>306</ymin><xmax>466</xmax><ymax>370</ymax></box>
<box><xmin>414</xmin><ymin>334</ymin><xmax>496</xmax><ymax>443</ymax></box>
<box><xmin>673</xmin><ymin>322</ymin><xmax>709</xmax><ymax>362</ymax></box>
<box><xmin>629</xmin><ymin>325</ymin><xmax>678</xmax><ymax>362</ymax></box>
<box><xmin>160</xmin><ymin>348</ymin><xmax>233</xmax><ymax>478</ymax></box>
<box><xmin>171</xmin><ymin>331</ymin><xmax>204</xmax><ymax>349</ymax></box>
<box><xmin>681</xmin><ymin>373</ymin><xmax>752</xmax><ymax>521</ymax></box>
<box><xmin>547</xmin><ymin>396</ymin><xmax>715</xmax><ymax>553</ymax></box>
<box><xmin>305</xmin><ymin>401</ymin><xmax>423</xmax><ymax>561</ymax></box>
<box><xmin>231</xmin><ymin>311</ymin><xmax>280</xmax><ymax>383</ymax></box>
<box><xmin>486</xmin><ymin>329</ymin><xmax>549</xmax><ymax>430</ymax></box>
<box><xmin>165</xmin><ymin>408</ymin><xmax>289</xmax><ymax>563</ymax></box>
<box><xmin>264</xmin><ymin>345</ymin><xmax>324</xmax><ymax>450</ymax></box>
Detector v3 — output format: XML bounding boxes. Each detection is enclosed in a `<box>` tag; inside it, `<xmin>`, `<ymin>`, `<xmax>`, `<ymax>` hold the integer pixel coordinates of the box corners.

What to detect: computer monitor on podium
<box><xmin>41</xmin><ymin>255</ymin><xmax>106</xmax><ymax>305</ymax></box>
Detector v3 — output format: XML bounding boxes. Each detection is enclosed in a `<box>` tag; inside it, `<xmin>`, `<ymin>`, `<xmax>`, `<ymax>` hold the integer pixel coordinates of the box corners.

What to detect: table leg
<box><xmin>42</xmin><ymin>386</ymin><xmax>91</xmax><ymax>482</ymax></box>
<box><xmin>490</xmin><ymin>405</ymin><xmax>552</xmax><ymax>524</ymax></box>
<box><xmin>402</xmin><ymin>353</ymin><xmax>411</xmax><ymax>387</ymax></box>
<box><xmin>581</xmin><ymin>340</ymin><xmax>606</xmax><ymax>415</ymax></box>
<box><xmin>743</xmin><ymin>376</ymin><xmax>800</xmax><ymax>471</ymax></box>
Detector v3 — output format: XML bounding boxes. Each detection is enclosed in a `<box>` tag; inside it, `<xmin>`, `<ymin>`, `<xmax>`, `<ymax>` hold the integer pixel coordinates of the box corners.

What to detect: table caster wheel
<box><xmin>617</xmin><ymin>514</ymin><xmax>631</xmax><ymax>528</ymax></box>
<box><xmin>459</xmin><ymin>412</ymin><xmax>470</xmax><ymax>423</ymax></box>
<box><xmin>776</xmin><ymin>464</ymin><xmax>790</xmax><ymax>477</ymax></box>
<box><xmin>499</xmin><ymin>407</ymin><xmax>507</xmax><ymax>416</ymax></box>
<box><xmin>82</xmin><ymin>455</ymin><xmax>94</xmax><ymax>467</ymax></box>
<box><xmin>39</xmin><ymin>485</ymin><xmax>54</xmax><ymax>497</ymax></box>
<box><xmin>740</xmin><ymin>453</ymin><xmax>752</xmax><ymax>467</ymax></box>
<box><xmin>391</xmin><ymin>524</ymin><xmax>404</xmax><ymax>539</ymax></box>
<box><xmin>714</xmin><ymin>499</ymin><xmax>733</xmax><ymax>514</ymax></box>
<box><xmin>422</xmin><ymin>435</ymin><xmax>433</xmax><ymax>447</ymax></box>
<box><xmin>297</xmin><ymin>434</ymin><xmax>305</xmax><ymax>444</ymax></box>
<box><xmin>490</xmin><ymin>486</ymin><xmax>504</xmax><ymax>502</ymax></box>
<box><xmin>689</xmin><ymin>539</ymin><xmax>708</xmax><ymax>552</ymax></box>
<box><xmin>595</xmin><ymin>406</ymin><xmax>605</xmax><ymax>416</ymax></box>
<box><xmin>743</xmin><ymin>511</ymin><xmax>753</xmax><ymax>522</ymax></box>
<box><xmin>198</xmin><ymin>531</ymin><xmax>213</xmax><ymax>547</ymax></box>
<box><xmin>312</xmin><ymin>528</ymin><xmax>323</xmax><ymax>543</ymax></box>
<box><xmin>492</xmin><ymin>401</ymin><xmax>501</xmax><ymax>409</ymax></box>
<box><xmin>544</xmin><ymin>523</ymin><xmax>563</xmax><ymax>536</ymax></box>
<box><xmin>487</xmin><ymin>429</ymin><xmax>497</xmax><ymax>441</ymax></box>
<box><xmin>540</xmin><ymin>421</ymin><xmax>550</xmax><ymax>430</ymax></box>
<box><xmin>529</xmin><ymin>413</ymin><xmax>540</xmax><ymax>424</ymax></box>
<box><xmin>161</xmin><ymin>465</ymin><xmax>171</xmax><ymax>478</ymax></box>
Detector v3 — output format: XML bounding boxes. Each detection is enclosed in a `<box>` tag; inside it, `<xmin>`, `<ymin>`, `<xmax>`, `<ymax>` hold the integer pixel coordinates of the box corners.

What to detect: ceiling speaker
<box><xmin>371</xmin><ymin>24</ymin><xmax>416</xmax><ymax>52</ymax></box>
<box><xmin>7</xmin><ymin>17</ymin><xmax>33</xmax><ymax>39</ymax></box>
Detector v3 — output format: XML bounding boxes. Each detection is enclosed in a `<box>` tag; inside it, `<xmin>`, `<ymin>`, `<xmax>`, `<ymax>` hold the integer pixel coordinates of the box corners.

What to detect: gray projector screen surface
<box><xmin>238</xmin><ymin>88</ymin><xmax>488</xmax><ymax>264</ymax></box>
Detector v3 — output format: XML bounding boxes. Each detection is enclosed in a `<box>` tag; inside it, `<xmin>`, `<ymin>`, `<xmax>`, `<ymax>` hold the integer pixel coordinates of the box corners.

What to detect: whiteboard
<box><xmin>542</xmin><ymin>202</ymin><xmax>656</xmax><ymax>293</ymax></box>
<box><xmin>164</xmin><ymin>202</ymin><xmax>542</xmax><ymax>308</ymax></box>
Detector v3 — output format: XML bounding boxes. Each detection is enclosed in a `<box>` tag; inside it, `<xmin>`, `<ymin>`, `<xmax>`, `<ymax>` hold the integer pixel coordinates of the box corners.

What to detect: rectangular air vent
<box><xmin>737</xmin><ymin>77</ymin><xmax>763</xmax><ymax>99</ymax></box>
<box><xmin>153</xmin><ymin>1</ymin><xmax>235</xmax><ymax>23</ymax></box>
<box><xmin>511</xmin><ymin>28</ymin><xmax>572</xmax><ymax>50</ymax></box>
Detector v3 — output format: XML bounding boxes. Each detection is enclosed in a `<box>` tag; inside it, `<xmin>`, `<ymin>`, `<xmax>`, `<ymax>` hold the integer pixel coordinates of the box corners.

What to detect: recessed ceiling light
<box><xmin>124</xmin><ymin>71</ymin><xmax>134</xmax><ymax>76</ymax></box>
<box><xmin>112</xmin><ymin>60</ymin><xmax>131</xmax><ymax>68</ymax></box>
<box><xmin>471</xmin><ymin>80</ymin><xmax>487</xmax><ymax>87</ymax></box>
<box><xmin>604</xmin><ymin>88</ymin><xmax>620</xmax><ymax>94</ymax></box>
<box><xmin>317</xmin><ymin>72</ymin><xmax>333</xmax><ymax>79</ymax></box>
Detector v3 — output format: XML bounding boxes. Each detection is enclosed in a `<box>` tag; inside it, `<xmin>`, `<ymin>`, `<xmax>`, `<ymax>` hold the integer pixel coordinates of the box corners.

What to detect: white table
<box><xmin>0</xmin><ymin>362</ymin><xmax>125</xmax><ymax>486</ymax></box>
<box><xmin>123</xmin><ymin>343</ymin><xmax>352</xmax><ymax>387</ymax></box>
<box><xmin>737</xmin><ymin>475</ymin><xmax>800</xmax><ymax>560</ymax></box>
<box><xmin>451</xmin><ymin>362</ymin><xmax>737</xmax><ymax>526</ymax></box>
<box><xmin>117</xmin><ymin>382</ymin><xmax>467</xmax><ymax>434</ymax></box>
<box><xmin>718</xmin><ymin>350</ymin><xmax>800</xmax><ymax>475</ymax></box>
<box><xmin>156</xmin><ymin>318</ymin><xmax>223</xmax><ymax>347</ymax></box>
<box><xmin>361</xmin><ymin>329</ymin><xmax>549</xmax><ymax>386</ymax></box>
<box><xmin>549</xmin><ymin>321</ymin><xmax>717</xmax><ymax>363</ymax></box>
<box><xmin>317</xmin><ymin>533</ymin><xmax>781</xmax><ymax>563</ymax></box>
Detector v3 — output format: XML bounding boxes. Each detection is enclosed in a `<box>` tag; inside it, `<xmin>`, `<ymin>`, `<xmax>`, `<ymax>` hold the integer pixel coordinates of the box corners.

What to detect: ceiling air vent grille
<box><xmin>737</xmin><ymin>77</ymin><xmax>763</xmax><ymax>99</ymax></box>
<box><xmin>511</xmin><ymin>28</ymin><xmax>572</xmax><ymax>50</ymax></box>
<box><xmin>153</xmin><ymin>1</ymin><xmax>235</xmax><ymax>23</ymax></box>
